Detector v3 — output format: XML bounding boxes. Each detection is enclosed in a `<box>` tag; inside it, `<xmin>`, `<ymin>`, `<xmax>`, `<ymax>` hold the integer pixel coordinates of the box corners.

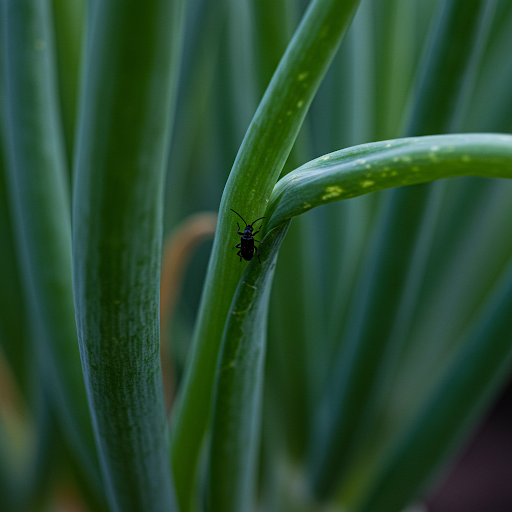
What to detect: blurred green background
<box><xmin>2</xmin><ymin>0</ymin><xmax>512</xmax><ymax>510</ymax></box>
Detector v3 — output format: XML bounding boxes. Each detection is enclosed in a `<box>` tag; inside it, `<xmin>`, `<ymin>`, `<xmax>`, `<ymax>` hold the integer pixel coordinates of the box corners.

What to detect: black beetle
<box><xmin>231</xmin><ymin>208</ymin><xmax>268</xmax><ymax>263</ymax></box>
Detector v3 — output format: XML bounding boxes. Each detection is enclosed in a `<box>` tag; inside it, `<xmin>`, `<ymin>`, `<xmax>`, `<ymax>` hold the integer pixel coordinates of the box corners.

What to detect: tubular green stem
<box><xmin>267</xmin><ymin>134</ymin><xmax>512</xmax><ymax>229</ymax></box>
<box><xmin>207</xmin><ymin>223</ymin><xmax>290</xmax><ymax>512</ymax></box>
<box><xmin>169</xmin><ymin>1</ymin><xmax>361</xmax><ymax>510</ymax></box>
<box><xmin>72</xmin><ymin>1</ymin><xmax>184</xmax><ymax>511</ymax></box>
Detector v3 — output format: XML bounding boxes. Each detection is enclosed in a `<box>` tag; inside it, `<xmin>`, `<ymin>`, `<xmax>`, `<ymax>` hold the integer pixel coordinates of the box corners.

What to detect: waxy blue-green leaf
<box><xmin>72</xmin><ymin>1</ymin><xmax>185</xmax><ymax>511</ymax></box>
<box><xmin>207</xmin><ymin>223</ymin><xmax>290</xmax><ymax>512</ymax></box>
<box><xmin>405</xmin><ymin>0</ymin><xmax>496</xmax><ymax>136</ymax></box>
<box><xmin>354</xmin><ymin>259</ymin><xmax>512</xmax><ymax>512</ymax></box>
<box><xmin>50</xmin><ymin>0</ymin><xmax>85</xmax><ymax>168</ymax></box>
<box><xmin>1</xmin><ymin>0</ymin><xmax>102</xmax><ymax>496</ymax></box>
<box><xmin>308</xmin><ymin>0</ymin><xmax>505</xmax><ymax>502</ymax></box>
<box><xmin>0</xmin><ymin>115</ymin><xmax>29</xmax><ymax>398</ymax></box>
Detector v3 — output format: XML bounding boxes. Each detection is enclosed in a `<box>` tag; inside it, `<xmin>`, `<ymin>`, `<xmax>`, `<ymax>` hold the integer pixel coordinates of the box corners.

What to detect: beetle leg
<box><xmin>254</xmin><ymin>246</ymin><xmax>262</xmax><ymax>263</ymax></box>
<box><xmin>233</xmin><ymin>243</ymin><xmax>241</xmax><ymax>249</ymax></box>
<box><xmin>237</xmin><ymin>250</ymin><xmax>243</xmax><ymax>261</ymax></box>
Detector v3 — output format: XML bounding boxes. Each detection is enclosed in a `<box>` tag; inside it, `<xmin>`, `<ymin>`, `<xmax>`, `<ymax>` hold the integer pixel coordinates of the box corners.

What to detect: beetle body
<box><xmin>239</xmin><ymin>227</ymin><xmax>256</xmax><ymax>261</ymax></box>
<box><xmin>231</xmin><ymin>208</ymin><xmax>268</xmax><ymax>263</ymax></box>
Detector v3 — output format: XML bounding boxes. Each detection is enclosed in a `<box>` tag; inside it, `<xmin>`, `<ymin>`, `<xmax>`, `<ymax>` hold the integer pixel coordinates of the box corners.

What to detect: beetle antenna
<box><xmin>230</xmin><ymin>208</ymin><xmax>247</xmax><ymax>226</ymax></box>
<box><xmin>249</xmin><ymin>216</ymin><xmax>266</xmax><ymax>227</ymax></box>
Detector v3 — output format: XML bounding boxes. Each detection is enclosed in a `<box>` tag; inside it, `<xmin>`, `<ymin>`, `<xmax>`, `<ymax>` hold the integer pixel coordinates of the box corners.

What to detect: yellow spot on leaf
<box><xmin>361</xmin><ymin>180</ymin><xmax>375</xmax><ymax>188</ymax></box>
<box><xmin>321</xmin><ymin>186</ymin><xmax>343</xmax><ymax>201</ymax></box>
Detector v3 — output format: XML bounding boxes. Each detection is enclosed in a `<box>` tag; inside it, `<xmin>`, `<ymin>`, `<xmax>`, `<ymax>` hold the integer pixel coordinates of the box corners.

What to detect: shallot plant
<box><xmin>1</xmin><ymin>0</ymin><xmax>512</xmax><ymax>511</ymax></box>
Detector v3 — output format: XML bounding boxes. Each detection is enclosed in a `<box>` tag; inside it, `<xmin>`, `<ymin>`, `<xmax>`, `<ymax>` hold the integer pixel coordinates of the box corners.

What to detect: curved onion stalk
<box><xmin>206</xmin><ymin>132</ymin><xmax>512</xmax><ymax>512</ymax></box>
<box><xmin>169</xmin><ymin>1</ymin><xmax>362</xmax><ymax>509</ymax></box>
<box><xmin>266</xmin><ymin>134</ymin><xmax>512</xmax><ymax>230</ymax></box>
